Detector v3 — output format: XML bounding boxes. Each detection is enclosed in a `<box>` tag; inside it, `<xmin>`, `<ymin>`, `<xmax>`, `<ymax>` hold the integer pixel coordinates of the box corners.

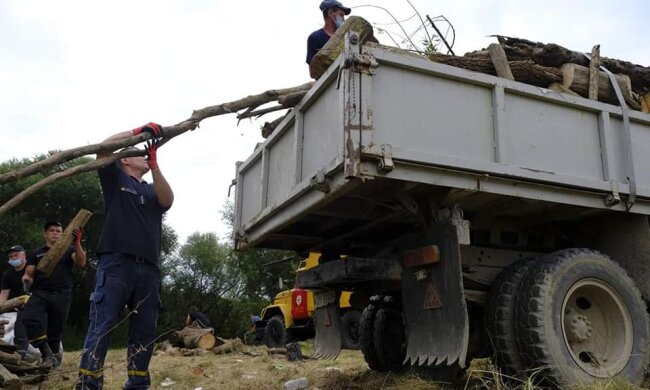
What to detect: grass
<box><xmin>39</xmin><ymin>342</ymin><xmax>649</xmax><ymax>390</ymax></box>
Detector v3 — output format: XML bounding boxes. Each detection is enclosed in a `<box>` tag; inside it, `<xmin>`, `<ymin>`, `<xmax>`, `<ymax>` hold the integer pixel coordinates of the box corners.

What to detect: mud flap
<box><xmin>401</xmin><ymin>222</ymin><xmax>469</xmax><ymax>368</ymax></box>
<box><xmin>311</xmin><ymin>290</ymin><xmax>342</xmax><ymax>360</ymax></box>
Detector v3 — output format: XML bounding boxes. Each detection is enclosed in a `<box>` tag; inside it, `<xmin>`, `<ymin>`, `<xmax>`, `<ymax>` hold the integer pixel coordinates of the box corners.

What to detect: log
<box><xmin>428</xmin><ymin>54</ymin><xmax>563</xmax><ymax>87</ymax></box>
<box><xmin>0</xmin><ymin>351</ymin><xmax>21</xmax><ymax>366</ymax></box>
<box><xmin>0</xmin><ymin>364</ymin><xmax>22</xmax><ymax>390</ymax></box>
<box><xmin>0</xmin><ymin>297</ymin><xmax>27</xmax><ymax>314</ymax></box>
<box><xmin>261</xmin><ymin>114</ymin><xmax>288</xmax><ymax>139</ymax></box>
<box><xmin>309</xmin><ymin>16</ymin><xmax>378</xmax><ymax>80</ymax></box>
<box><xmin>560</xmin><ymin>63</ymin><xmax>639</xmax><ymax>108</ymax></box>
<box><xmin>548</xmin><ymin>82</ymin><xmax>581</xmax><ymax>97</ymax></box>
<box><xmin>588</xmin><ymin>45</ymin><xmax>601</xmax><ymax>100</ymax></box>
<box><xmin>467</xmin><ymin>36</ymin><xmax>650</xmax><ymax>92</ymax></box>
<box><xmin>212</xmin><ymin>337</ymin><xmax>243</xmax><ymax>355</ymax></box>
<box><xmin>37</xmin><ymin>209</ymin><xmax>92</xmax><ymax>276</ymax></box>
<box><xmin>487</xmin><ymin>43</ymin><xmax>514</xmax><ymax>80</ymax></box>
<box><xmin>641</xmin><ymin>93</ymin><xmax>650</xmax><ymax>113</ymax></box>
<box><xmin>171</xmin><ymin>326</ymin><xmax>216</xmax><ymax>350</ymax></box>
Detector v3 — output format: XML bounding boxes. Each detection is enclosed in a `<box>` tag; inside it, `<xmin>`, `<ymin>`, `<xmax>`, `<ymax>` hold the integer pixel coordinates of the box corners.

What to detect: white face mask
<box><xmin>8</xmin><ymin>259</ymin><xmax>22</xmax><ymax>267</ymax></box>
<box><xmin>333</xmin><ymin>15</ymin><xmax>344</xmax><ymax>29</ymax></box>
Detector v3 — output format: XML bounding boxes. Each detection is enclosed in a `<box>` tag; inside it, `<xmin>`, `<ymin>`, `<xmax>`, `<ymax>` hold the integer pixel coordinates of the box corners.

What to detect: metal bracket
<box><xmin>378</xmin><ymin>144</ymin><xmax>394</xmax><ymax>172</ymax></box>
<box><xmin>605</xmin><ymin>180</ymin><xmax>621</xmax><ymax>207</ymax></box>
<box><xmin>436</xmin><ymin>205</ymin><xmax>471</xmax><ymax>245</ymax></box>
<box><xmin>310</xmin><ymin>170</ymin><xmax>331</xmax><ymax>193</ymax></box>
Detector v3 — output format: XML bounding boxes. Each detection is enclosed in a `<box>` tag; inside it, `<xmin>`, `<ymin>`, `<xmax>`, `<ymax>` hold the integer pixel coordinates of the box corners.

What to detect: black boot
<box><xmin>38</xmin><ymin>342</ymin><xmax>56</xmax><ymax>370</ymax></box>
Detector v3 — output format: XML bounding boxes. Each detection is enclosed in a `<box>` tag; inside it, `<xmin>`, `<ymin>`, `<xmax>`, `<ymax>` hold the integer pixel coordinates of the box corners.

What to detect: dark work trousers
<box><xmin>77</xmin><ymin>253</ymin><xmax>160</xmax><ymax>390</ymax></box>
<box><xmin>21</xmin><ymin>289</ymin><xmax>72</xmax><ymax>353</ymax></box>
<box><xmin>14</xmin><ymin>310</ymin><xmax>29</xmax><ymax>354</ymax></box>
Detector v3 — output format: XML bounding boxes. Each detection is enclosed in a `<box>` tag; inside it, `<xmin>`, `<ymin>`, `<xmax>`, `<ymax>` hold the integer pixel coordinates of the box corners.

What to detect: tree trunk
<box><xmin>37</xmin><ymin>209</ymin><xmax>92</xmax><ymax>277</ymax></box>
<box><xmin>561</xmin><ymin>63</ymin><xmax>639</xmax><ymax>108</ymax></box>
<box><xmin>171</xmin><ymin>327</ymin><xmax>216</xmax><ymax>350</ymax></box>
<box><xmin>428</xmin><ymin>54</ymin><xmax>563</xmax><ymax>87</ymax></box>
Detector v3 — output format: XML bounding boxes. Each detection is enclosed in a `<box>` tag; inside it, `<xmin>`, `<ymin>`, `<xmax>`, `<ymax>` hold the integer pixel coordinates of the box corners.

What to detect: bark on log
<box><xmin>641</xmin><ymin>93</ymin><xmax>650</xmax><ymax>113</ymax></box>
<box><xmin>37</xmin><ymin>209</ymin><xmax>92</xmax><ymax>277</ymax></box>
<box><xmin>0</xmin><ymin>340</ymin><xmax>17</xmax><ymax>354</ymax></box>
<box><xmin>171</xmin><ymin>327</ymin><xmax>216</xmax><ymax>350</ymax></box>
<box><xmin>309</xmin><ymin>16</ymin><xmax>378</xmax><ymax>80</ymax></box>
<box><xmin>428</xmin><ymin>54</ymin><xmax>563</xmax><ymax>87</ymax></box>
<box><xmin>0</xmin><ymin>351</ymin><xmax>22</xmax><ymax>366</ymax></box>
<box><xmin>561</xmin><ymin>63</ymin><xmax>639</xmax><ymax>108</ymax></box>
<box><xmin>212</xmin><ymin>337</ymin><xmax>244</xmax><ymax>355</ymax></box>
<box><xmin>467</xmin><ymin>36</ymin><xmax>650</xmax><ymax>92</ymax></box>
<box><xmin>261</xmin><ymin>114</ymin><xmax>288</xmax><ymax>139</ymax></box>
<box><xmin>588</xmin><ymin>45</ymin><xmax>601</xmax><ymax>100</ymax></box>
<box><xmin>0</xmin><ymin>364</ymin><xmax>22</xmax><ymax>390</ymax></box>
<box><xmin>0</xmin><ymin>297</ymin><xmax>27</xmax><ymax>314</ymax></box>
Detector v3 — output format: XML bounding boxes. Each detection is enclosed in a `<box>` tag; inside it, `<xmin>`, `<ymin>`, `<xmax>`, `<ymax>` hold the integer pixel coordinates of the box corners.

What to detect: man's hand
<box><xmin>145</xmin><ymin>139</ymin><xmax>161</xmax><ymax>170</ymax></box>
<box><xmin>73</xmin><ymin>228</ymin><xmax>83</xmax><ymax>247</ymax></box>
<box><xmin>131</xmin><ymin>122</ymin><xmax>163</xmax><ymax>138</ymax></box>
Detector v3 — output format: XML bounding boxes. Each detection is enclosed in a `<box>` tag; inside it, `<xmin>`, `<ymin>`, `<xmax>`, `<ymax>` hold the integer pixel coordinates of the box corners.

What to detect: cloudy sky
<box><xmin>1</xmin><ymin>0</ymin><xmax>649</xmax><ymax>244</ymax></box>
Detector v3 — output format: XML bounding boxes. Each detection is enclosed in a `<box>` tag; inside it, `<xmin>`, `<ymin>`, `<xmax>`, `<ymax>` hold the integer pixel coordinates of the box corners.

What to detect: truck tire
<box><xmin>373</xmin><ymin>306</ymin><xmax>406</xmax><ymax>372</ymax></box>
<box><xmin>360</xmin><ymin>301</ymin><xmax>385</xmax><ymax>371</ymax></box>
<box><xmin>516</xmin><ymin>248</ymin><xmax>650</xmax><ymax>386</ymax></box>
<box><xmin>264</xmin><ymin>315</ymin><xmax>287</xmax><ymax>348</ymax></box>
<box><xmin>485</xmin><ymin>257</ymin><xmax>537</xmax><ymax>377</ymax></box>
<box><xmin>340</xmin><ymin>310</ymin><xmax>362</xmax><ymax>350</ymax></box>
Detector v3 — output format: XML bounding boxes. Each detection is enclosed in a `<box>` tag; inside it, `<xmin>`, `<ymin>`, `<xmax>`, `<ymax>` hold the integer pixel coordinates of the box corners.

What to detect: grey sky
<box><xmin>1</xmin><ymin>0</ymin><xmax>648</xmax><ymax>244</ymax></box>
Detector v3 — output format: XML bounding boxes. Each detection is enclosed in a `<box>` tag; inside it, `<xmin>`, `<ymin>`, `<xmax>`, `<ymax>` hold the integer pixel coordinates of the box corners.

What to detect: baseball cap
<box><xmin>6</xmin><ymin>245</ymin><xmax>25</xmax><ymax>253</ymax></box>
<box><xmin>44</xmin><ymin>221</ymin><xmax>63</xmax><ymax>230</ymax></box>
<box><xmin>319</xmin><ymin>0</ymin><xmax>351</xmax><ymax>15</ymax></box>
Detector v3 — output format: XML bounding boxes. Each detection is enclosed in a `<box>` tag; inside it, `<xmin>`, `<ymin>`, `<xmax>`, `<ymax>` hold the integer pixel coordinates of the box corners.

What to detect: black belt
<box><xmin>123</xmin><ymin>253</ymin><xmax>150</xmax><ymax>263</ymax></box>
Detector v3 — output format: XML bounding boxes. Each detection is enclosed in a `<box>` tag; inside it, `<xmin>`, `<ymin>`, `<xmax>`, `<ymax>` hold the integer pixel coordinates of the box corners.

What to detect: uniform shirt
<box><xmin>189</xmin><ymin>311</ymin><xmax>212</xmax><ymax>328</ymax></box>
<box><xmin>27</xmin><ymin>245</ymin><xmax>75</xmax><ymax>291</ymax></box>
<box><xmin>96</xmin><ymin>161</ymin><xmax>169</xmax><ymax>266</ymax></box>
<box><xmin>306</xmin><ymin>29</ymin><xmax>330</xmax><ymax>64</ymax></box>
<box><xmin>1</xmin><ymin>266</ymin><xmax>26</xmax><ymax>299</ymax></box>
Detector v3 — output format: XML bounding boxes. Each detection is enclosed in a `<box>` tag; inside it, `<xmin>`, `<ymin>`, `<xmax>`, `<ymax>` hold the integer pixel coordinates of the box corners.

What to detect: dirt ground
<box><xmin>36</xmin><ymin>342</ymin><xmax>646</xmax><ymax>390</ymax></box>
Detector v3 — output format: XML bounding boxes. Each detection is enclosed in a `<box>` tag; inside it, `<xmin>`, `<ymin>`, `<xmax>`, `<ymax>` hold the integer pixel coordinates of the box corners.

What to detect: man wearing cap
<box><xmin>306</xmin><ymin>0</ymin><xmax>351</xmax><ymax>77</ymax></box>
<box><xmin>76</xmin><ymin>123</ymin><xmax>173</xmax><ymax>390</ymax></box>
<box><xmin>21</xmin><ymin>221</ymin><xmax>86</xmax><ymax>369</ymax></box>
<box><xmin>1</xmin><ymin>245</ymin><xmax>29</xmax><ymax>357</ymax></box>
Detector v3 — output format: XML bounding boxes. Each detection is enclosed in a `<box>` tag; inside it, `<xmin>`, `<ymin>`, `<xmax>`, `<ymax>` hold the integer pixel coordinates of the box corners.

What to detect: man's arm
<box><xmin>71</xmin><ymin>228</ymin><xmax>87</xmax><ymax>268</ymax></box>
<box><xmin>0</xmin><ymin>289</ymin><xmax>9</xmax><ymax>305</ymax></box>
<box><xmin>97</xmin><ymin>123</ymin><xmax>163</xmax><ymax>159</ymax></box>
<box><xmin>145</xmin><ymin>140</ymin><xmax>174</xmax><ymax>208</ymax></box>
<box><xmin>21</xmin><ymin>265</ymin><xmax>35</xmax><ymax>291</ymax></box>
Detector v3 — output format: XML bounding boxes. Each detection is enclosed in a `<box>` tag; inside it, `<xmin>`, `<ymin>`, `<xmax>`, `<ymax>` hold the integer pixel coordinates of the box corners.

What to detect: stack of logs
<box><xmin>434</xmin><ymin>35</ymin><xmax>650</xmax><ymax>111</ymax></box>
<box><xmin>0</xmin><ymin>305</ymin><xmax>44</xmax><ymax>389</ymax></box>
<box><xmin>154</xmin><ymin>326</ymin><xmax>245</xmax><ymax>357</ymax></box>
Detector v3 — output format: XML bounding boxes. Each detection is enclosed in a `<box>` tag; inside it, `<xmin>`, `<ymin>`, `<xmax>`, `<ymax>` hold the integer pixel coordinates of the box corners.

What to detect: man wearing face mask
<box><xmin>0</xmin><ymin>245</ymin><xmax>29</xmax><ymax>357</ymax></box>
<box><xmin>306</xmin><ymin>0</ymin><xmax>351</xmax><ymax>75</ymax></box>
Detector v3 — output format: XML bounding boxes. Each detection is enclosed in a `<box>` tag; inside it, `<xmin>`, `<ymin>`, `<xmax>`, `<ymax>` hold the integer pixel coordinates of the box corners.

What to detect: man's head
<box><xmin>6</xmin><ymin>245</ymin><xmax>26</xmax><ymax>268</ymax></box>
<box><xmin>119</xmin><ymin>146</ymin><xmax>150</xmax><ymax>177</ymax></box>
<box><xmin>44</xmin><ymin>221</ymin><xmax>63</xmax><ymax>246</ymax></box>
<box><xmin>320</xmin><ymin>0</ymin><xmax>350</xmax><ymax>26</ymax></box>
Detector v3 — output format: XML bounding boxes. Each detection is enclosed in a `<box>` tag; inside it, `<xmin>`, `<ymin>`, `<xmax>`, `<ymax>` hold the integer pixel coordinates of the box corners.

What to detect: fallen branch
<box><xmin>0</xmin><ymin>81</ymin><xmax>314</xmax><ymax>216</ymax></box>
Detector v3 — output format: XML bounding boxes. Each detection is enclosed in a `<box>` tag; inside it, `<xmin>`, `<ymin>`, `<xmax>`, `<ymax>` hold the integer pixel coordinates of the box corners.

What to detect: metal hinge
<box><xmin>378</xmin><ymin>144</ymin><xmax>394</xmax><ymax>172</ymax></box>
<box><xmin>605</xmin><ymin>181</ymin><xmax>621</xmax><ymax>207</ymax></box>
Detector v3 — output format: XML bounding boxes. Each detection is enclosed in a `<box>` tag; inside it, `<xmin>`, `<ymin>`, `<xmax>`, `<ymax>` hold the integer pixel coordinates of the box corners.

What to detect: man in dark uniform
<box><xmin>186</xmin><ymin>308</ymin><xmax>212</xmax><ymax>329</ymax></box>
<box><xmin>21</xmin><ymin>222</ymin><xmax>86</xmax><ymax>369</ymax></box>
<box><xmin>77</xmin><ymin>123</ymin><xmax>173</xmax><ymax>390</ymax></box>
<box><xmin>1</xmin><ymin>245</ymin><xmax>29</xmax><ymax>357</ymax></box>
<box><xmin>306</xmin><ymin>0</ymin><xmax>351</xmax><ymax>77</ymax></box>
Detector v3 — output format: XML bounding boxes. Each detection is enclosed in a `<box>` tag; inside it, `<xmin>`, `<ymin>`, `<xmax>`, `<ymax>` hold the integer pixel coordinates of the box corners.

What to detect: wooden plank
<box><xmin>37</xmin><ymin>209</ymin><xmax>92</xmax><ymax>276</ymax></box>
<box><xmin>588</xmin><ymin>44</ymin><xmax>601</xmax><ymax>100</ymax></box>
<box><xmin>487</xmin><ymin>43</ymin><xmax>514</xmax><ymax>80</ymax></box>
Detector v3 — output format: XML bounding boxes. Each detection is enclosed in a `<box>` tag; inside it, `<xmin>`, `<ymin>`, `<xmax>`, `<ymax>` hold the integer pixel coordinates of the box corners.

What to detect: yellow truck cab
<box><xmin>256</xmin><ymin>253</ymin><xmax>360</xmax><ymax>349</ymax></box>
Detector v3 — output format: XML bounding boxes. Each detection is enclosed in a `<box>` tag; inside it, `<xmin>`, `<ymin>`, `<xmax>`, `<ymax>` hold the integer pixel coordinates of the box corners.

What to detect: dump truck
<box><xmin>255</xmin><ymin>253</ymin><xmax>361</xmax><ymax>349</ymax></box>
<box><xmin>233</xmin><ymin>32</ymin><xmax>650</xmax><ymax>387</ymax></box>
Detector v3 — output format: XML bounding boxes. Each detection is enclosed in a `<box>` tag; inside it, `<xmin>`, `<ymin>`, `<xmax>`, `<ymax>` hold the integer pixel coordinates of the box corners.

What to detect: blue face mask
<box><xmin>334</xmin><ymin>15</ymin><xmax>344</xmax><ymax>29</ymax></box>
<box><xmin>8</xmin><ymin>259</ymin><xmax>21</xmax><ymax>267</ymax></box>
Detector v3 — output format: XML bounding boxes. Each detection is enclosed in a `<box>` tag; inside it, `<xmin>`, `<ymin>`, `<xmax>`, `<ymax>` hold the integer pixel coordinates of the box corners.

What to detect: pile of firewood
<box><xmin>0</xmin><ymin>321</ymin><xmax>44</xmax><ymax>389</ymax></box>
<box><xmin>154</xmin><ymin>326</ymin><xmax>245</xmax><ymax>357</ymax></box>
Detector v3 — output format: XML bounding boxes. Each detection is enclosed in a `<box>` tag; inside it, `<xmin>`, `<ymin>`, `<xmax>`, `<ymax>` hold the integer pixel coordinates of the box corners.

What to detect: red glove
<box><xmin>73</xmin><ymin>228</ymin><xmax>83</xmax><ymax>246</ymax></box>
<box><xmin>132</xmin><ymin>122</ymin><xmax>163</xmax><ymax>138</ymax></box>
<box><xmin>145</xmin><ymin>139</ymin><xmax>160</xmax><ymax>170</ymax></box>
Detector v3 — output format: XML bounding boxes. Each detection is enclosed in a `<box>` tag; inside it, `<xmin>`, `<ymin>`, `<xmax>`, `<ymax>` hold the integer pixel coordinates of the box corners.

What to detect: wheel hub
<box><xmin>568</xmin><ymin>313</ymin><xmax>593</xmax><ymax>343</ymax></box>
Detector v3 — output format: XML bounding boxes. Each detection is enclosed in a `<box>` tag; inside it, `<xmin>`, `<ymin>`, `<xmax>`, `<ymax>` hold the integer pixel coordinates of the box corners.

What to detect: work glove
<box><xmin>145</xmin><ymin>139</ymin><xmax>160</xmax><ymax>170</ymax></box>
<box><xmin>73</xmin><ymin>228</ymin><xmax>83</xmax><ymax>246</ymax></box>
<box><xmin>131</xmin><ymin>122</ymin><xmax>163</xmax><ymax>138</ymax></box>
